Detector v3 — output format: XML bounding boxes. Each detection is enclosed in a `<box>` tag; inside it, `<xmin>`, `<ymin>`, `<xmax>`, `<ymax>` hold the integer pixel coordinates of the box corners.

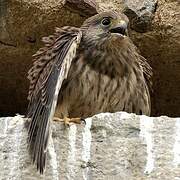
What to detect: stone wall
<box><xmin>0</xmin><ymin>0</ymin><xmax>179</xmax><ymax>116</ymax></box>
<box><xmin>0</xmin><ymin>113</ymin><xmax>180</xmax><ymax>179</ymax></box>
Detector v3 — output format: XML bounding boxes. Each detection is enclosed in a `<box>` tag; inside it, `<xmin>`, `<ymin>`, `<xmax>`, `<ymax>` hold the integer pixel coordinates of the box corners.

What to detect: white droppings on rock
<box><xmin>94</xmin><ymin>112</ymin><xmax>111</xmax><ymax>119</ymax></box>
<box><xmin>81</xmin><ymin>118</ymin><xmax>92</xmax><ymax>180</ymax></box>
<box><xmin>9</xmin><ymin>114</ymin><xmax>24</xmax><ymax>127</ymax></box>
<box><xmin>175</xmin><ymin>177</ymin><xmax>180</xmax><ymax>180</ymax></box>
<box><xmin>140</xmin><ymin>115</ymin><xmax>154</xmax><ymax>174</ymax></box>
<box><xmin>119</xmin><ymin>111</ymin><xmax>132</xmax><ymax>119</ymax></box>
<box><xmin>0</xmin><ymin>117</ymin><xmax>9</xmax><ymax>141</ymax></box>
<box><xmin>173</xmin><ymin>118</ymin><xmax>180</xmax><ymax>167</ymax></box>
<box><xmin>82</xmin><ymin>118</ymin><xmax>92</xmax><ymax>163</ymax></box>
<box><xmin>8</xmin><ymin>116</ymin><xmax>24</xmax><ymax>180</ymax></box>
<box><xmin>48</xmin><ymin>134</ymin><xmax>59</xmax><ymax>180</ymax></box>
<box><xmin>0</xmin><ymin>117</ymin><xmax>9</xmax><ymax>178</ymax></box>
<box><xmin>67</xmin><ymin>124</ymin><xmax>77</xmax><ymax>180</ymax></box>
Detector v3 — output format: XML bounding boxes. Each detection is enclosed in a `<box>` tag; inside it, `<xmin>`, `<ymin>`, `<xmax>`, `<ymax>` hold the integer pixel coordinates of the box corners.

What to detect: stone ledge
<box><xmin>0</xmin><ymin>112</ymin><xmax>179</xmax><ymax>179</ymax></box>
<box><xmin>1</xmin><ymin>0</ymin><xmax>180</xmax><ymax>117</ymax></box>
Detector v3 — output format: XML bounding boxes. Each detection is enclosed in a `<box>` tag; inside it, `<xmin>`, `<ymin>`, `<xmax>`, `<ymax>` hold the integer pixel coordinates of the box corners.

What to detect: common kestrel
<box><xmin>27</xmin><ymin>11</ymin><xmax>152</xmax><ymax>173</ymax></box>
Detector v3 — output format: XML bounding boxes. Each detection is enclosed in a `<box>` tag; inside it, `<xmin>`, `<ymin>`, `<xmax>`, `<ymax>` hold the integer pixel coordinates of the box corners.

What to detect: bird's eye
<box><xmin>101</xmin><ymin>18</ymin><xmax>111</xmax><ymax>26</ymax></box>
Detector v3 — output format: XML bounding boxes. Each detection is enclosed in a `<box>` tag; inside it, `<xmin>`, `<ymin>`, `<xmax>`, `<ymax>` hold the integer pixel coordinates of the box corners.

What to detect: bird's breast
<box><xmin>55</xmin><ymin>47</ymin><xmax>150</xmax><ymax>118</ymax></box>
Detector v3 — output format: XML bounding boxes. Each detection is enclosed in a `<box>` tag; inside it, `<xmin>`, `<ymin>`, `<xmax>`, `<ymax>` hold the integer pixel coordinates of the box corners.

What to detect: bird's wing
<box><xmin>139</xmin><ymin>55</ymin><xmax>152</xmax><ymax>90</ymax></box>
<box><xmin>27</xmin><ymin>26</ymin><xmax>82</xmax><ymax>173</ymax></box>
<box><xmin>139</xmin><ymin>55</ymin><xmax>152</xmax><ymax>115</ymax></box>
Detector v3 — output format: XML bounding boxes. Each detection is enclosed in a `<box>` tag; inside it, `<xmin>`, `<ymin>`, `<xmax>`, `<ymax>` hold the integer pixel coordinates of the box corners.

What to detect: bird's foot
<box><xmin>53</xmin><ymin>116</ymin><xmax>85</xmax><ymax>126</ymax></box>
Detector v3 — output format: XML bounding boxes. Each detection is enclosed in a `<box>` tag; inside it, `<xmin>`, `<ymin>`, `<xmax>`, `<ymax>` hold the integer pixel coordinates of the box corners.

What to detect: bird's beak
<box><xmin>110</xmin><ymin>20</ymin><xmax>128</xmax><ymax>36</ymax></box>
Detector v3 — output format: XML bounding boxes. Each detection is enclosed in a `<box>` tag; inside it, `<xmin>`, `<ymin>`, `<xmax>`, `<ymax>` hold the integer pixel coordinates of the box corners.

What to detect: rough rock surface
<box><xmin>0</xmin><ymin>0</ymin><xmax>180</xmax><ymax>117</ymax></box>
<box><xmin>130</xmin><ymin>0</ymin><xmax>180</xmax><ymax>117</ymax></box>
<box><xmin>123</xmin><ymin>0</ymin><xmax>157</xmax><ymax>32</ymax></box>
<box><xmin>0</xmin><ymin>112</ymin><xmax>180</xmax><ymax>179</ymax></box>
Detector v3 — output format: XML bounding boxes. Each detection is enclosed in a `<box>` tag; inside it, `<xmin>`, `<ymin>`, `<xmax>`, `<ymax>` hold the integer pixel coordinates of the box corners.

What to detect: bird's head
<box><xmin>81</xmin><ymin>11</ymin><xmax>129</xmax><ymax>46</ymax></box>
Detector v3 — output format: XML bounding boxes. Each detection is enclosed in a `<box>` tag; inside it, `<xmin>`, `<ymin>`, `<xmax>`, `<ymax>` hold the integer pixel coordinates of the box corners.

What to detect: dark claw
<box><xmin>80</xmin><ymin>118</ymin><xmax>86</xmax><ymax>125</ymax></box>
<box><xmin>65</xmin><ymin>123</ymin><xmax>70</xmax><ymax>128</ymax></box>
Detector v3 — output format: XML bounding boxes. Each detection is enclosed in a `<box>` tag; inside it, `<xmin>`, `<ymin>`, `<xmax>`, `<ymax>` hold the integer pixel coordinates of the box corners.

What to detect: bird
<box><xmin>26</xmin><ymin>11</ymin><xmax>152</xmax><ymax>174</ymax></box>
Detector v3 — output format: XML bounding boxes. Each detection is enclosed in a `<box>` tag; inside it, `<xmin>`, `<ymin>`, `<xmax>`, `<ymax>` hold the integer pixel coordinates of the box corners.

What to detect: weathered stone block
<box><xmin>0</xmin><ymin>112</ymin><xmax>180</xmax><ymax>179</ymax></box>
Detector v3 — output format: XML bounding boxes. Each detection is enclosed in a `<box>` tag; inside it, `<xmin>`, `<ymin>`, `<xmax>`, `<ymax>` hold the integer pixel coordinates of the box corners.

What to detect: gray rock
<box><xmin>123</xmin><ymin>0</ymin><xmax>157</xmax><ymax>32</ymax></box>
<box><xmin>0</xmin><ymin>112</ymin><xmax>180</xmax><ymax>179</ymax></box>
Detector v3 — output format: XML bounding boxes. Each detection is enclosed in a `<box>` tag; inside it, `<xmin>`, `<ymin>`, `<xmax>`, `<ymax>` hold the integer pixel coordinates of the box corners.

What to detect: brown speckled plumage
<box><xmin>27</xmin><ymin>11</ymin><xmax>152</xmax><ymax>173</ymax></box>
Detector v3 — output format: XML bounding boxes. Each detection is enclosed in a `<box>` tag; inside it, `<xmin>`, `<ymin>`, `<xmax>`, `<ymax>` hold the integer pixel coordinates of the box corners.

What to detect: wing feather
<box><xmin>26</xmin><ymin>26</ymin><xmax>82</xmax><ymax>173</ymax></box>
<box><xmin>139</xmin><ymin>55</ymin><xmax>152</xmax><ymax>115</ymax></box>
<box><xmin>139</xmin><ymin>55</ymin><xmax>153</xmax><ymax>93</ymax></box>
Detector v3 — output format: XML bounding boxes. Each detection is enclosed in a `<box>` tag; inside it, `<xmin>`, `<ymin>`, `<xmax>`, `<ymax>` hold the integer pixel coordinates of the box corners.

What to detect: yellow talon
<box><xmin>53</xmin><ymin>116</ymin><xmax>85</xmax><ymax>126</ymax></box>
